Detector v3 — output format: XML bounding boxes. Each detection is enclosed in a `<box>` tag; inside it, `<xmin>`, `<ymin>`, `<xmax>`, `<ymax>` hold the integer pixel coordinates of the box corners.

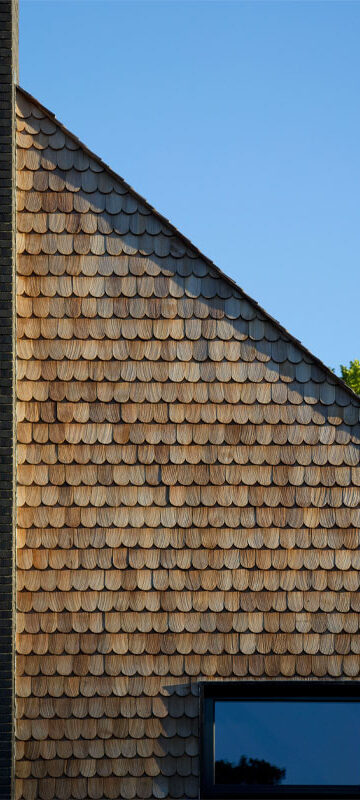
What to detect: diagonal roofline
<box><xmin>17</xmin><ymin>85</ymin><xmax>360</xmax><ymax>407</ymax></box>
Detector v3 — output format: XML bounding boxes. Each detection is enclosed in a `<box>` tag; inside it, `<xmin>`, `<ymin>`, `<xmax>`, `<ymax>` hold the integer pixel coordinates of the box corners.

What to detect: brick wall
<box><xmin>0</xmin><ymin>1</ymin><xmax>17</xmax><ymax>797</ymax></box>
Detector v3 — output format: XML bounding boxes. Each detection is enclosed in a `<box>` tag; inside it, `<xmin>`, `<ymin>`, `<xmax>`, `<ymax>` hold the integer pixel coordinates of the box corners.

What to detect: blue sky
<box><xmin>20</xmin><ymin>1</ymin><xmax>360</xmax><ymax>373</ymax></box>
<box><xmin>216</xmin><ymin>701</ymin><xmax>360</xmax><ymax>784</ymax></box>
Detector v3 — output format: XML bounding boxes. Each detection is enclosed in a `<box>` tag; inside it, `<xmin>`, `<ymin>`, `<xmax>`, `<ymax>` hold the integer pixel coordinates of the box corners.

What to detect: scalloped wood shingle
<box><xmin>16</xmin><ymin>86</ymin><xmax>360</xmax><ymax>800</ymax></box>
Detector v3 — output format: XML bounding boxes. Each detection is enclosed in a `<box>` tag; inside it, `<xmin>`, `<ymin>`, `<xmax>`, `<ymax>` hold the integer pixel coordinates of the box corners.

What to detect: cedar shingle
<box><xmin>15</xmin><ymin>87</ymin><xmax>360</xmax><ymax>799</ymax></box>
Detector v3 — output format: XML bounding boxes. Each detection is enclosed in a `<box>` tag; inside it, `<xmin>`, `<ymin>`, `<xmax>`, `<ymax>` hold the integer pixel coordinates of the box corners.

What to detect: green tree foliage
<box><xmin>340</xmin><ymin>360</ymin><xmax>360</xmax><ymax>394</ymax></box>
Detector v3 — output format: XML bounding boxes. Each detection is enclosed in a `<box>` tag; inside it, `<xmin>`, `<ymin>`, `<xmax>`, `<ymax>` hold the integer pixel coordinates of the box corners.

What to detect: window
<box><xmin>200</xmin><ymin>682</ymin><xmax>360</xmax><ymax>799</ymax></box>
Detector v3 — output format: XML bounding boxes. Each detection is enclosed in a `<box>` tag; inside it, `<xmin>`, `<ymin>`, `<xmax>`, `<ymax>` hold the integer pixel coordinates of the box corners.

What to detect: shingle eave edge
<box><xmin>16</xmin><ymin>84</ymin><xmax>360</xmax><ymax>408</ymax></box>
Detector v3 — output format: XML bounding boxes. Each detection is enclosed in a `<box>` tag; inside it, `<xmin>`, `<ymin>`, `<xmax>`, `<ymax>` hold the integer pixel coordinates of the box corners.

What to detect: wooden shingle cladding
<box><xmin>15</xmin><ymin>84</ymin><xmax>360</xmax><ymax>800</ymax></box>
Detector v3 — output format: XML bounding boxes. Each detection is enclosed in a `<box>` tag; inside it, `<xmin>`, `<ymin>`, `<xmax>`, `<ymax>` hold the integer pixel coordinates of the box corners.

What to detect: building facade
<box><xmin>1</xmin><ymin>2</ymin><xmax>360</xmax><ymax>798</ymax></box>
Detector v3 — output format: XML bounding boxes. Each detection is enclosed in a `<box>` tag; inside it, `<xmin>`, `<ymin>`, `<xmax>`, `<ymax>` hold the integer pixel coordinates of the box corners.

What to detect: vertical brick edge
<box><xmin>0</xmin><ymin>1</ymin><xmax>18</xmax><ymax>797</ymax></box>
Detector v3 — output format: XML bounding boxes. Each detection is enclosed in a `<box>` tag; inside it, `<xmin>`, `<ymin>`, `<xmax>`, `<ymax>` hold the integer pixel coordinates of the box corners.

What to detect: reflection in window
<box><xmin>216</xmin><ymin>755</ymin><xmax>285</xmax><ymax>785</ymax></box>
<box><xmin>215</xmin><ymin>701</ymin><xmax>360</xmax><ymax>786</ymax></box>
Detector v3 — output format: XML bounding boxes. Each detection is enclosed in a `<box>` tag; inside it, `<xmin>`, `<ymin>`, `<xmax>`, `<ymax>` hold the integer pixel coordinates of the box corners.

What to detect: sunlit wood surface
<box><xmin>15</xmin><ymin>87</ymin><xmax>360</xmax><ymax>800</ymax></box>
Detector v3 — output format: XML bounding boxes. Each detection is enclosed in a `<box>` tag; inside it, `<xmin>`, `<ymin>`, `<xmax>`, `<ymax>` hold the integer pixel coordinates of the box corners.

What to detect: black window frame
<box><xmin>200</xmin><ymin>681</ymin><xmax>360</xmax><ymax>800</ymax></box>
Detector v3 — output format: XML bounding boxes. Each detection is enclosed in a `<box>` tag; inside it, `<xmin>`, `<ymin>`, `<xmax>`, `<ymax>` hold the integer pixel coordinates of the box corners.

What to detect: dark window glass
<box><xmin>215</xmin><ymin>700</ymin><xmax>360</xmax><ymax>786</ymax></box>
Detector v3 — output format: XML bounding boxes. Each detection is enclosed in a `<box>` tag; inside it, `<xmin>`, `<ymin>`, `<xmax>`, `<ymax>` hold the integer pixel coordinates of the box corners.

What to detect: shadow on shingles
<box><xmin>152</xmin><ymin>681</ymin><xmax>200</xmax><ymax>799</ymax></box>
<box><xmin>20</xmin><ymin>146</ymin><xmax>360</xmax><ymax>447</ymax></box>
